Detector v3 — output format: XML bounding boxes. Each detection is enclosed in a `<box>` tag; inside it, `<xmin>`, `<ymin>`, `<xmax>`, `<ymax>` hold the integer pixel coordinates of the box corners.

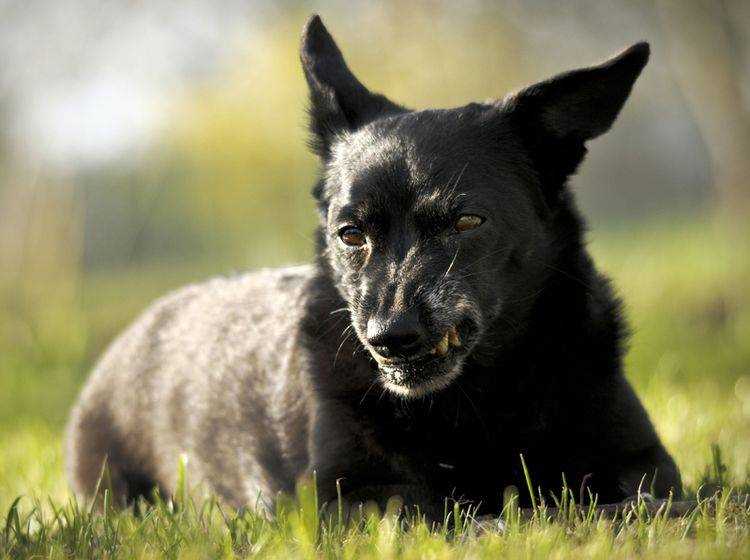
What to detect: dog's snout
<box><xmin>366</xmin><ymin>310</ymin><xmax>426</xmax><ymax>359</ymax></box>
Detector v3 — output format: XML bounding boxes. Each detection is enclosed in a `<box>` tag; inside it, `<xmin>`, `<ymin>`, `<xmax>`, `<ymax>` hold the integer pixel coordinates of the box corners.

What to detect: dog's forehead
<box><xmin>329</xmin><ymin>129</ymin><xmax>418</xmax><ymax>187</ymax></box>
<box><xmin>324</xmin><ymin>108</ymin><xmax>538</xmax><ymax>223</ymax></box>
<box><xmin>327</xmin><ymin>121</ymin><xmax>480</xmax><ymax>202</ymax></box>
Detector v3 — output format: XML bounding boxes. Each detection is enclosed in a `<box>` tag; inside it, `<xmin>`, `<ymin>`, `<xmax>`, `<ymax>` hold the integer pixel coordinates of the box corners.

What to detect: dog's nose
<box><xmin>366</xmin><ymin>311</ymin><xmax>426</xmax><ymax>359</ymax></box>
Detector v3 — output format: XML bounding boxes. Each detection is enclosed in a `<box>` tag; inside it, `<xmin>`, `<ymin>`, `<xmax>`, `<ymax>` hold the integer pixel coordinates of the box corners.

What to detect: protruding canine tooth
<box><xmin>435</xmin><ymin>333</ymin><xmax>449</xmax><ymax>356</ymax></box>
<box><xmin>448</xmin><ymin>326</ymin><xmax>461</xmax><ymax>348</ymax></box>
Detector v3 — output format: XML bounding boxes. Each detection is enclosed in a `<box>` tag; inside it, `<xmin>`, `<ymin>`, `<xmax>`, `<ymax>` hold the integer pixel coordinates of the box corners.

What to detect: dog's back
<box><xmin>66</xmin><ymin>265</ymin><xmax>314</xmax><ymax>507</ymax></box>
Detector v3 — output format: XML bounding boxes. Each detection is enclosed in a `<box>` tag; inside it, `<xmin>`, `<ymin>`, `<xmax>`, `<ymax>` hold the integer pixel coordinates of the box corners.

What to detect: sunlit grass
<box><xmin>2</xmin><ymin>478</ymin><xmax>748</xmax><ymax>559</ymax></box>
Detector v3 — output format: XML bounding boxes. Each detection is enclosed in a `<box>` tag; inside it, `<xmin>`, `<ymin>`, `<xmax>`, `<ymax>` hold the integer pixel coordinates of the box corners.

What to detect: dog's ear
<box><xmin>300</xmin><ymin>15</ymin><xmax>405</xmax><ymax>159</ymax></box>
<box><xmin>503</xmin><ymin>42</ymin><xmax>650</xmax><ymax>195</ymax></box>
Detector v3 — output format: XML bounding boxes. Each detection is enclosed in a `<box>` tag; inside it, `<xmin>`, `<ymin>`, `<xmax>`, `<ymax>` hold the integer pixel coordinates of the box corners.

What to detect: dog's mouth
<box><xmin>428</xmin><ymin>326</ymin><xmax>462</xmax><ymax>357</ymax></box>
<box><xmin>372</xmin><ymin>322</ymin><xmax>474</xmax><ymax>398</ymax></box>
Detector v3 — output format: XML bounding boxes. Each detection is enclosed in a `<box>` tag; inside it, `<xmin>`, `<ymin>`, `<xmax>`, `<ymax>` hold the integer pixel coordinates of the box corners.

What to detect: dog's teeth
<box><xmin>448</xmin><ymin>327</ymin><xmax>461</xmax><ymax>348</ymax></box>
<box><xmin>435</xmin><ymin>333</ymin><xmax>449</xmax><ymax>356</ymax></box>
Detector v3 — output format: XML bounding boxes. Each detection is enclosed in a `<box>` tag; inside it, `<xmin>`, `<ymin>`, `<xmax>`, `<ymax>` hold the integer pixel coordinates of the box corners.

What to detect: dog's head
<box><xmin>300</xmin><ymin>15</ymin><xmax>648</xmax><ymax>398</ymax></box>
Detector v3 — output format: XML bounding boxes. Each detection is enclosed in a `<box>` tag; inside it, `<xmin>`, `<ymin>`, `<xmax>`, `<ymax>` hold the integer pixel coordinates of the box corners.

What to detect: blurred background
<box><xmin>0</xmin><ymin>0</ymin><xmax>748</xmax><ymax>508</ymax></box>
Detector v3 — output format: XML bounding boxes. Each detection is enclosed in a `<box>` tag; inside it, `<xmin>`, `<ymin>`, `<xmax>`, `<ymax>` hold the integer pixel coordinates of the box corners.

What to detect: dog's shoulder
<box><xmin>127</xmin><ymin>263</ymin><xmax>313</xmax><ymax>337</ymax></box>
<box><xmin>86</xmin><ymin>264</ymin><xmax>316</xmax><ymax>397</ymax></box>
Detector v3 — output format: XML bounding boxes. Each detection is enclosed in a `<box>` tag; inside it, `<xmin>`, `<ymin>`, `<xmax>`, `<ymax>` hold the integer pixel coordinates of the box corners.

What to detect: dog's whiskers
<box><xmin>359</xmin><ymin>380</ymin><xmax>379</xmax><ymax>406</ymax></box>
<box><xmin>333</xmin><ymin>326</ymin><xmax>356</xmax><ymax>371</ymax></box>
<box><xmin>444</xmin><ymin>247</ymin><xmax>460</xmax><ymax>278</ymax></box>
<box><xmin>453</xmin><ymin>247</ymin><xmax>510</xmax><ymax>275</ymax></box>
<box><xmin>447</xmin><ymin>161</ymin><xmax>470</xmax><ymax>197</ymax></box>
<box><xmin>329</xmin><ymin>307</ymin><xmax>349</xmax><ymax>315</ymax></box>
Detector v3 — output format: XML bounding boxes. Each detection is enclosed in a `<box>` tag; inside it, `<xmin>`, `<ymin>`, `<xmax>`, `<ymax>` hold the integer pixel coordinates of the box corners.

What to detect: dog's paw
<box><xmin>621</xmin><ymin>492</ymin><xmax>656</xmax><ymax>506</ymax></box>
<box><xmin>472</xmin><ymin>514</ymin><xmax>506</xmax><ymax>534</ymax></box>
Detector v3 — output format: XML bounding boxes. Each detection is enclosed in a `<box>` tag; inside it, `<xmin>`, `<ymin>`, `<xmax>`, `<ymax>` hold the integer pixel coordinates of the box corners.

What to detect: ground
<box><xmin>1</xmin><ymin>217</ymin><xmax>748</xmax><ymax>558</ymax></box>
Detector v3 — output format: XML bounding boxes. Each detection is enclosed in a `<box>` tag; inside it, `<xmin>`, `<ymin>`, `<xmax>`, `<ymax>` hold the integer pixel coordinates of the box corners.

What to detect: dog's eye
<box><xmin>339</xmin><ymin>226</ymin><xmax>366</xmax><ymax>247</ymax></box>
<box><xmin>454</xmin><ymin>214</ymin><xmax>484</xmax><ymax>233</ymax></box>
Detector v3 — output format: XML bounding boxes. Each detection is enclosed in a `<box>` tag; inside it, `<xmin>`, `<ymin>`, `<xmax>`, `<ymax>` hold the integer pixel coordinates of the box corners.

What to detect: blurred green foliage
<box><xmin>64</xmin><ymin>11</ymin><xmax>532</xmax><ymax>270</ymax></box>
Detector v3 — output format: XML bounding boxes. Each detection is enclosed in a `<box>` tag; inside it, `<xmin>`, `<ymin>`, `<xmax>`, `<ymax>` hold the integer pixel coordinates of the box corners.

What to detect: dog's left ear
<box><xmin>503</xmin><ymin>42</ymin><xmax>650</xmax><ymax>193</ymax></box>
<box><xmin>300</xmin><ymin>15</ymin><xmax>405</xmax><ymax>159</ymax></box>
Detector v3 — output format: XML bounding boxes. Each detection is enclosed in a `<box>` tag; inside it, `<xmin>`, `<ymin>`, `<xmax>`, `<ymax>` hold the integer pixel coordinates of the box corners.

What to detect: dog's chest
<box><xmin>379</xmin><ymin>393</ymin><xmax>553</xmax><ymax>491</ymax></box>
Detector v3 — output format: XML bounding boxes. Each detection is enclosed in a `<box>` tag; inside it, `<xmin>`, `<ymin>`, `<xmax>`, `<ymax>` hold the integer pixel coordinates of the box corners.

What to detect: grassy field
<box><xmin>1</xmin><ymin>217</ymin><xmax>749</xmax><ymax>558</ymax></box>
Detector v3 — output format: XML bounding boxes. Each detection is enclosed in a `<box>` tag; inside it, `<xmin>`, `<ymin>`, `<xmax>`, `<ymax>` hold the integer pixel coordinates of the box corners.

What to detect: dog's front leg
<box><xmin>340</xmin><ymin>483</ymin><xmax>447</xmax><ymax>521</ymax></box>
<box><xmin>312</xmin><ymin>463</ymin><xmax>447</xmax><ymax>522</ymax></box>
<box><xmin>613</xmin><ymin>444</ymin><xmax>683</xmax><ymax>500</ymax></box>
<box><xmin>308</xmin><ymin>407</ymin><xmax>446</xmax><ymax>522</ymax></box>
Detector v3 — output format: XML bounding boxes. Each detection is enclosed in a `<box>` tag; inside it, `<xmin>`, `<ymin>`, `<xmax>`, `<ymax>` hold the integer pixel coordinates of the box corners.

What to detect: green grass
<box><xmin>1</xmin><ymin>217</ymin><xmax>749</xmax><ymax>558</ymax></box>
<box><xmin>2</xmin><ymin>482</ymin><xmax>749</xmax><ymax>559</ymax></box>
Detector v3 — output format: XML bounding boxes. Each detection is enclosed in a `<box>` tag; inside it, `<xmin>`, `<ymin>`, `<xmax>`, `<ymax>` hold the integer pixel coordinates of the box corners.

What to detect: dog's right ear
<box><xmin>300</xmin><ymin>15</ymin><xmax>405</xmax><ymax>159</ymax></box>
<box><xmin>501</xmin><ymin>42</ymin><xmax>650</xmax><ymax>202</ymax></box>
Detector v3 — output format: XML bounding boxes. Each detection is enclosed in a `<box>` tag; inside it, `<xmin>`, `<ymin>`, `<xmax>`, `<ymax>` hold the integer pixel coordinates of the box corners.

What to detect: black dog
<box><xmin>67</xmin><ymin>15</ymin><xmax>681</xmax><ymax>518</ymax></box>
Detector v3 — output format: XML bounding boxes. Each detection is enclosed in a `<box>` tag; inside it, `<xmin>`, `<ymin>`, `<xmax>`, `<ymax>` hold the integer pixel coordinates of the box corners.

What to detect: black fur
<box><xmin>299</xmin><ymin>16</ymin><xmax>679</xmax><ymax>516</ymax></box>
<box><xmin>66</xmin><ymin>15</ymin><xmax>681</xmax><ymax>518</ymax></box>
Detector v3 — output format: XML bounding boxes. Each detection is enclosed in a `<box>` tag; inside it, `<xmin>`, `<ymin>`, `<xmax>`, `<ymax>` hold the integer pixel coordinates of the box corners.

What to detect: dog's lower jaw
<box><xmin>379</xmin><ymin>362</ymin><xmax>464</xmax><ymax>399</ymax></box>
